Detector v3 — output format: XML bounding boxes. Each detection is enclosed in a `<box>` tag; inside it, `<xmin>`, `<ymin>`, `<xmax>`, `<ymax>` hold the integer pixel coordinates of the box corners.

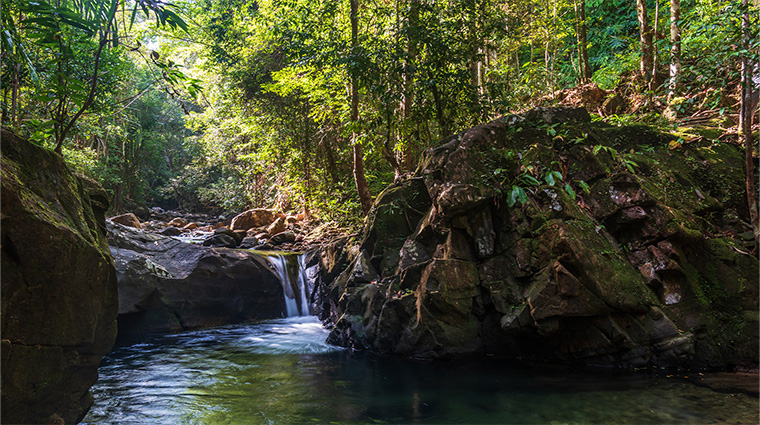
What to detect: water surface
<box><xmin>84</xmin><ymin>316</ymin><xmax>759</xmax><ymax>424</ymax></box>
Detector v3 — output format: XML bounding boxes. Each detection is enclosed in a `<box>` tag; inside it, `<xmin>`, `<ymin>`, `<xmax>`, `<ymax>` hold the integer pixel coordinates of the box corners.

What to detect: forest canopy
<box><xmin>1</xmin><ymin>0</ymin><xmax>758</xmax><ymax>226</ymax></box>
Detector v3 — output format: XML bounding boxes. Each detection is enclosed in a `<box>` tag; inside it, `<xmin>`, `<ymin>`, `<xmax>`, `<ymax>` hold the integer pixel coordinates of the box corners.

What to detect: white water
<box><xmin>259</xmin><ymin>252</ymin><xmax>311</xmax><ymax>317</ymax></box>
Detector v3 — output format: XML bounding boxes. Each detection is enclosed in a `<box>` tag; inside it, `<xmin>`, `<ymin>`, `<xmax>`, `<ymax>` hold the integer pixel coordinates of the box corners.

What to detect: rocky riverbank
<box><xmin>1</xmin><ymin>129</ymin><xmax>118</xmax><ymax>424</ymax></box>
<box><xmin>107</xmin><ymin>222</ymin><xmax>286</xmax><ymax>342</ymax></box>
<box><xmin>317</xmin><ymin>107</ymin><xmax>758</xmax><ymax>371</ymax></box>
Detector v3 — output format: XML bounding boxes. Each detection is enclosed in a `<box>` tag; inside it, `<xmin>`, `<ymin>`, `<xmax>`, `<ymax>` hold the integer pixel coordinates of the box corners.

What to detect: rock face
<box><xmin>321</xmin><ymin>108</ymin><xmax>758</xmax><ymax>370</ymax></box>
<box><xmin>1</xmin><ymin>129</ymin><xmax>118</xmax><ymax>424</ymax></box>
<box><xmin>107</xmin><ymin>222</ymin><xmax>285</xmax><ymax>341</ymax></box>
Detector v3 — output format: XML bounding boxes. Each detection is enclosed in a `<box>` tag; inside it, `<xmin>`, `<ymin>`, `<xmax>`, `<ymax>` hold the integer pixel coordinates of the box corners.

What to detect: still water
<box><xmin>84</xmin><ymin>316</ymin><xmax>758</xmax><ymax>424</ymax></box>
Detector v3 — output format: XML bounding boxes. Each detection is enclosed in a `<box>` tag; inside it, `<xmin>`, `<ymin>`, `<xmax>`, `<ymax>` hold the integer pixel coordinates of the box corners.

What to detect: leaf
<box><xmin>624</xmin><ymin>159</ymin><xmax>638</xmax><ymax>173</ymax></box>
<box><xmin>578</xmin><ymin>180</ymin><xmax>590</xmax><ymax>194</ymax></box>
<box><xmin>565</xmin><ymin>184</ymin><xmax>576</xmax><ymax>200</ymax></box>
<box><xmin>545</xmin><ymin>172</ymin><xmax>555</xmax><ymax>186</ymax></box>
<box><xmin>520</xmin><ymin>175</ymin><xmax>540</xmax><ymax>186</ymax></box>
<box><xmin>508</xmin><ymin>186</ymin><xmax>528</xmax><ymax>207</ymax></box>
<box><xmin>21</xmin><ymin>17</ymin><xmax>59</xmax><ymax>29</ymax></box>
<box><xmin>544</xmin><ymin>171</ymin><xmax>562</xmax><ymax>186</ymax></box>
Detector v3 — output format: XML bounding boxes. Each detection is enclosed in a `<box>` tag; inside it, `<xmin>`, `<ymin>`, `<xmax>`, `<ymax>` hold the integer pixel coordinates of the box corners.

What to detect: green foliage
<box><xmin>2</xmin><ymin>0</ymin><xmax>755</xmax><ymax>222</ymax></box>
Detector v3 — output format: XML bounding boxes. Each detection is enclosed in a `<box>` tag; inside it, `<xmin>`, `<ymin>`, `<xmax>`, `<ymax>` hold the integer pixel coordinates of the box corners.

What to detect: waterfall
<box><xmin>258</xmin><ymin>252</ymin><xmax>311</xmax><ymax>317</ymax></box>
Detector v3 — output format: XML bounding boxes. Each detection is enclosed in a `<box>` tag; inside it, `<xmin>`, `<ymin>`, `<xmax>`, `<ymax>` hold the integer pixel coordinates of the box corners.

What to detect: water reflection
<box><xmin>85</xmin><ymin>317</ymin><xmax>758</xmax><ymax>424</ymax></box>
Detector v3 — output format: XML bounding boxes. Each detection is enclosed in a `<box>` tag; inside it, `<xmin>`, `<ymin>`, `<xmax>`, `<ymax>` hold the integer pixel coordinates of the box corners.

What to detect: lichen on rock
<box><xmin>1</xmin><ymin>129</ymin><xmax>118</xmax><ymax>424</ymax></box>
<box><xmin>316</xmin><ymin>107</ymin><xmax>758</xmax><ymax>370</ymax></box>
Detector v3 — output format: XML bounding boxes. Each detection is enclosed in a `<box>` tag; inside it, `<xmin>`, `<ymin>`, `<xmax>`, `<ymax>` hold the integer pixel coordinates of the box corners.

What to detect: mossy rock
<box><xmin>1</xmin><ymin>129</ymin><xmax>118</xmax><ymax>424</ymax></box>
<box><xmin>318</xmin><ymin>107</ymin><xmax>758</xmax><ymax>370</ymax></box>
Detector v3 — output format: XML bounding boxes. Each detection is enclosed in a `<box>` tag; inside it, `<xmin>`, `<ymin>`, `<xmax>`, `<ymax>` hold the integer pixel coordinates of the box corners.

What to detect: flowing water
<box><xmin>256</xmin><ymin>252</ymin><xmax>311</xmax><ymax>317</ymax></box>
<box><xmin>84</xmin><ymin>315</ymin><xmax>759</xmax><ymax>424</ymax></box>
<box><xmin>84</xmin><ymin>252</ymin><xmax>758</xmax><ymax>424</ymax></box>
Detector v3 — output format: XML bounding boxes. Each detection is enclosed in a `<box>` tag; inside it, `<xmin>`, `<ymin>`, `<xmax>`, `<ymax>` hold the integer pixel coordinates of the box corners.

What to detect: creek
<box><xmin>83</xmin><ymin>252</ymin><xmax>759</xmax><ymax>424</ymax></box>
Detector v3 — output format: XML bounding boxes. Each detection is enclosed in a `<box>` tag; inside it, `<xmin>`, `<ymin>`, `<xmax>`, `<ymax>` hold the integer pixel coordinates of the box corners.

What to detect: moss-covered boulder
<box><xmin>1</xmin><ymin>129</ymin><xmax>118</xmax><ymax>423</ymax></box>
<box><xmin>321</xmin><ymin>108</ymin><xmax>758</xmax><ymax>370</ymax></box>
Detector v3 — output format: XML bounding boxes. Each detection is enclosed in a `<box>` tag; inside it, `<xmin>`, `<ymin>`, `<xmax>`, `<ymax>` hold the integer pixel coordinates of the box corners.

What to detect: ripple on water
<box><xmin>84</xmin><ymin>316</ymin><xmax>759</xmax><ymax>424</ymax></box>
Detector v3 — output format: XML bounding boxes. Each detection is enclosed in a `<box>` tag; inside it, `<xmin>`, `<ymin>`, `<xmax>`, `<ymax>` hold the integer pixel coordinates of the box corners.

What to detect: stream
<box><xmin>83</xmin><ymin>252</ymin><xmax>758</xmax><ymax>424</ymax></box>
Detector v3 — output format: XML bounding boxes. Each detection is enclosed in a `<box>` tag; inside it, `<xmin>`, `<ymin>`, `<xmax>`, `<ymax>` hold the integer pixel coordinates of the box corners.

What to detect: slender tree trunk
<box><xmin>400</xmin><ymin>0</ymin><xmax>418</xmax><ymax>172</ymax></box>
<box><xmin>350</xmin><ymin>0</ymin><xmax>372</xmax><ymax>215</ymax></box>
<box><xmin>302</xmin><ymin>107</ymin><xmax>312</xmax><ymax>217</ymax></box>
<box><xmin>574</xmin><ymin>0</ymin><xmax>591</xmax><ymax>83</ymax></box>
<box><xmin>431</xmin><ymin>81</ymin><xmax>447</xmax><ymax>137</ymax></box>
<box><xmin>544</xmin><ymin>41</ymin><xmax>551</xmax><ymax>88</ymax></box>
<box><xmin>2</xmin><ymin>87</ymin><xmax>8</xmax><ymax>124</ymax></box>
<box><xmin>321</xmin><ymin>135</ymin><xmax>339</xmax><ymax>184</ymax></box>
<box><xmin>383</xmin><ymin>116</ymin><xmax>402</xmax><ymax>179</ymax></box>
<box><xmin>650</xmin><ymin>0</ymin><xmax>661</xmax><ymax>90</ymax></box>
<box><xmin>637</xmin><ymin>0</ymin><xmax>654</xmax><ymax>79</ymax></box>
<box><xmin>55</xmin><ymin>0</ymin><xmax>119</xmax><ymax>153</ymax></box>
<box><xmin>667</xmin><ymin>0</ymin><xmax>681</xmax><ymax>101</ymax></box>
<box><xmin>11</xmin><ymin>63</ymin><xmax>20</xmax><ymax>124</ymax></box>
<box><xmin>741</xmin><ymin>0</ymin><xmax>759</xmax><ymax>244</ymax></box>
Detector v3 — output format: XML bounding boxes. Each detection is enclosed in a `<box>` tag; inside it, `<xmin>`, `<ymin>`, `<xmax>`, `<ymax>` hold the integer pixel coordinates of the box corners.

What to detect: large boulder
<box><xmin>1</xmin><ymin>129</ymin><xmax>118</xmax><ymax>424</ymax></box>
<box><xmin>321</xmin><ymin>108</ymin><xmax>758</xmax><ymax>370</ymax></box>
<box><xmin>230</xmin><ymin>208</ymin><xmax>278</xmax><ymax>231</ymax></box>
<box><xmin>109</xmin><ymin>212</ymin><xmax>142</xmax><ymax>229</ymax></box>
<box><xmin>107</xmin><ymin>222</ymin><xmax>285</xmax><ymax>341</ymax></box>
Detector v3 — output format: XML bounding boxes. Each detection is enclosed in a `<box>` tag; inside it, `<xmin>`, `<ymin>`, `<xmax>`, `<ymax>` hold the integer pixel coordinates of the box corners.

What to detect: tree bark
<box><xmin>350</xmin><ymin>0</ymin><xmax>373</xmax><ymax>215</ymax></box>
<box><xmin>322</xmin><ymin>136</ymin><xmax>339</xmax><ymax>184</ymax></box>
<box><xmin>2</xmin><ymin>87</ymin><xmax>8</xmax><ymax>124</ymax></box>
<box><xmin>573</xmin><ymin>0</ymin><xmax>591</xmax><ymax>84</ymax></box>
<box><xmin>55</xmin><ymin>0</ymin><xmax>119</xmax><ymax>153</ymax></box>
<box><xmin>400</xmin><ymin>0</ymin><xmax>418</xmax><ymax>172</ymax></box>
<box><xmin>11</xmin><ymin>63</ymin><xmax>20</xmax><ymax>124</ymax></box>
<box><xmin>741</xmin><ymin>0</ymin><xmax>759</xmax><ymax>245</ymax></box>
<box><xmin>636</xmin><ymin>0</ymin><xmax>654</xmax><ymax>79</ymax></box>
<box><xmin>650</xmin><ymin>0</ymin><xmax>661</xmax><ymax>90</ymax></box>
<box><xmin>667</xmin><ymin>0</ymin><xmax>681</xmax><ymax>100</ymax></box>
<box><xmin>574</xmin><ymin>0</ymin><xmax>591</xmax><ymax>83</ymax></box>
<box><xmin>302</xmin><ymin>106</ymin><xmax>312</xmax><ymax>217</ymax></box>
<box><xmin>431</xmin><ymin>81</ymin><xmax>448</xmax><ymax>137</ymax></box>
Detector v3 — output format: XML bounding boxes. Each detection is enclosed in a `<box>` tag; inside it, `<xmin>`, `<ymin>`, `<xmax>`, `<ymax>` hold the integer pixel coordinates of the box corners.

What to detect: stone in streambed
<box><xmin>230</xmin><ymin>208</ymin><xmax>277</xmax><ymax>231</ymax></box>
<box><xmin>110</xmin><ymin>212</ymin><xmax>142</xmax><ymax>229</ymax></box>
<box><xmin>271</xmin><ymin>230</ymin><xmax>297</xmax><ymax>245</ymax></box>
<box><xmin>161</xmin><ymin>226</ymin><xmax>183</xmax><ymax>236</ymax></box>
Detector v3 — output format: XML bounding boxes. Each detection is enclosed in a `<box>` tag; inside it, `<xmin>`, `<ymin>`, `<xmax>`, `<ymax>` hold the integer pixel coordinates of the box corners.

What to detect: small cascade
<box><xmin>259</xmin><ymin>252</ymin><xmax>311</xmax><ymax>317</ymax></box>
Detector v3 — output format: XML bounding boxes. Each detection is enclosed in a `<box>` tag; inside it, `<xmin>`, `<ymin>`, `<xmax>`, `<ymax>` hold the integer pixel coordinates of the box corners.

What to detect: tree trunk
<box><xmin>650</xmin><ymin>0</ymin><xmax>661</xmax><ymax>90</ymax></box>
<box><xmin>431</xmin><ymin>81</ymin><xmax>448</xmax><ymax>137</ymax></box>
<box><xmin>400</xmin><ymin>0</ymin><xmax>418</xmax><ymax>172</ymax></box>
<box><xmin>384</xmin><ymin>113</ymin><xmax>403</xmax><ymax>180</ymax></box>
<box><xmin>302</xmin><ymin>107</ymin><xmax>312</xmax><ymax>217</ymax></box>
<box><xmin>574</xmin><ymin>0</ymin><xmax>591</xmax><ymax>83</ymax></box>
<box><xmin>11</xmin><ymin>63</ymin><xmax>20</xmax><ymax>124</ymax></box>
<box><xmin>2</xmin><ymin>87</ymin><xmax>8</xmax><ymax>124</ymax></box>
<box><xmin>54</xmin><ymin>0</ymin><xmax>119</xmax><ymax>153</ymax></box>
<box><xmin>350</xmin><ymin>0</ymin><xmax>372</xmax><ymax>215</ymax></box>
<box><xmin>741</xmin><ymin>0</ymin><xmax>759</xmax><ymax>245</ymax></box>
<box><xmin>667</xmin><ymin>0</ymin><xmax>681</xmax><ymax>100</ymax></box>
<box><xmin>636</xmin><ymin>0</ymin><xmax>654</xmax><ymax>79</ymax></box>
<box><xmin>322</xmin><ymin>136</ymin><xmax>339</xmax><ymax>184</ymax></box>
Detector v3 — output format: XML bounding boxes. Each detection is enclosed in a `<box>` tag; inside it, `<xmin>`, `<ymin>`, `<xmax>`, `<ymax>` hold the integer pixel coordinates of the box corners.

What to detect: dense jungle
<box><xmin>1</xmin><ymin>0</ymin><xmax>759</xmax><ymax>424</ymax></box>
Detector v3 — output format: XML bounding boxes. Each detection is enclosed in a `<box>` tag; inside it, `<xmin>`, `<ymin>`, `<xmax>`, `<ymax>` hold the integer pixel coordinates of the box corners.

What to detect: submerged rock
<box><xmin>1</xmin><ymin>129</ymin><xmax>118</xmax><ymax>424</ymax></box>
<box><xmin>108</xmin><ymin>222</ymin><xmax>285</xmax><ymax>341</ymax></box>
<box><xmin>318</xmin><ymin>107</ymin><xmax>758</xmax><ymax>370</ymax></box>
